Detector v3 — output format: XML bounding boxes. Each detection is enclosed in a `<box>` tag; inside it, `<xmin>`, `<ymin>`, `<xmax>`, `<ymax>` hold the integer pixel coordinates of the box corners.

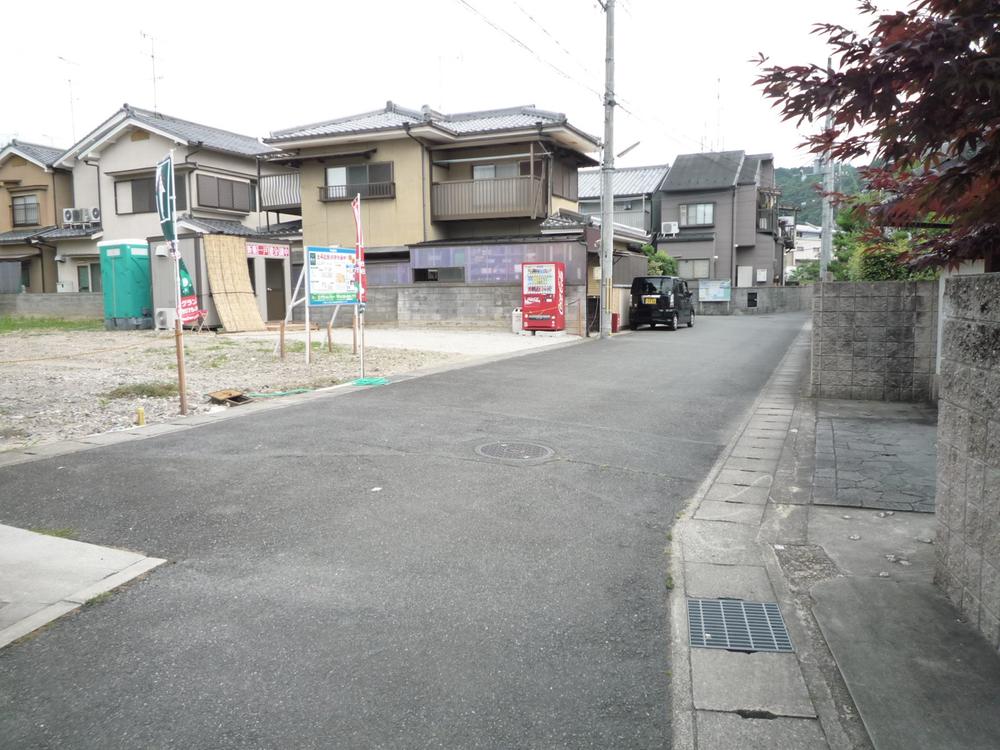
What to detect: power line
<box><xmin>510</xmin><ymin>0</ymin><xmax>600</xmax><ymax>80</ymax></box>
<box><xmin>453</xmin><ymin>0</ymin><xmax>603</xmax><ymax>99</ymax></box>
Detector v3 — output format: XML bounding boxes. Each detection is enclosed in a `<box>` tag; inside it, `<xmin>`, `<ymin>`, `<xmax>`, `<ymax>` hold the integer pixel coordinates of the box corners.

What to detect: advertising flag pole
<box><xmin>352</xmin><ymin>193</ymin><xmax>367</xmax><ymax>379</ymax></box>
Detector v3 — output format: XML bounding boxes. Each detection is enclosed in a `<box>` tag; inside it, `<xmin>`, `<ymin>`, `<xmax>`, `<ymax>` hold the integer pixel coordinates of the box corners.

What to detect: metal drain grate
<box><xmin>475</xmin><ymin>441</ymin><xmax>554</xmax><ymax>461</ymax></box>
<box><xmin>687</xmin><ymin>598</ymin><xmax>793</xmax><ymax>653</ymax></box>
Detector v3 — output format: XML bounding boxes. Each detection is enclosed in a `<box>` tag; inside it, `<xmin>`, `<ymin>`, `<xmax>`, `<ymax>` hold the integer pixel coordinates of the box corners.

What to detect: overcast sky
<box><xmin>2</xmin><ymin>0</ymin><xmax>889</xmax><ymax>168</ymax></box>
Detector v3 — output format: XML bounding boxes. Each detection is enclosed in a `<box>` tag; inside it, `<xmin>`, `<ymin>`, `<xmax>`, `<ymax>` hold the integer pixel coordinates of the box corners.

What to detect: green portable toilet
<box><xmin>98</xmin><ymin>239</ymin><xmax>153</xmax><ymax>330</ymax></box>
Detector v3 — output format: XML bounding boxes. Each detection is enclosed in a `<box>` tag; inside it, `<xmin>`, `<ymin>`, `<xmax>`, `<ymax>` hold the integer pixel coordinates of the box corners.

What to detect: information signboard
<box><xmin>700</xmin><ymin>279</ymin><xmax>732</xmax><ymax>303</ymax></box>
<box><xmin>306</xmin><ymin>246</ymin><xmax>358</xmax><ymax>306</ymax></box>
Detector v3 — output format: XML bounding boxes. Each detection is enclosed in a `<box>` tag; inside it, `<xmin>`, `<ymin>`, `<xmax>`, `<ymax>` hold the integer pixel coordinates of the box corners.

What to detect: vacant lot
<box><xmin>0</xmin><ymin>321</ymin><xmax>457</xmax><ymax>450</ymax></box>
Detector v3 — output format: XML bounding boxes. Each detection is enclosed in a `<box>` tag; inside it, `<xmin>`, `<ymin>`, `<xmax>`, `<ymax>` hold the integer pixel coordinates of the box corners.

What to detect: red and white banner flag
<box><xmin>351</xmin><ymin>193</ymin><xmax>367</xmax><ymax>304</ymax></box>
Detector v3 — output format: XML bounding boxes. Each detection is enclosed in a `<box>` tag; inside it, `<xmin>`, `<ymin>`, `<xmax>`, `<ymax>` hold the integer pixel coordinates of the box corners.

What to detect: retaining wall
<box><xmin>810</xmin><ymin>281</ymin><xmax>938</xmax><ymax>401</ymax></box>
<box><xmin>0</xmin><ymin>293</ymin><xmax>104</xmax><ymax>319</ymax></box>
<box><xmin>692</xmin><ymin>284</ymin><xmax>812</xmax><ymax>316</ymax></box>
<box><xmin>934</xmin><ymin>272</ymin><xmax>1000</xmax><ymax>653</ymax></box>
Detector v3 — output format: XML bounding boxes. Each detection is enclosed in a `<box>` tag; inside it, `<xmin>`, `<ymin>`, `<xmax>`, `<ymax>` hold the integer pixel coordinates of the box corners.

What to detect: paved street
<box><xmin>0</xmin><ymin>314</ymin><xmax>805</xmax><ymax>749</ymax></box>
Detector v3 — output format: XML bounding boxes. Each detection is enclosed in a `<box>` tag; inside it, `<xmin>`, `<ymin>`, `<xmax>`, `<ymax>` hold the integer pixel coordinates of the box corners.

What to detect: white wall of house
<box><xmin>54</xmin><ymin>239</ymin><xmax>102</xmax><ymax>293</ymax></box>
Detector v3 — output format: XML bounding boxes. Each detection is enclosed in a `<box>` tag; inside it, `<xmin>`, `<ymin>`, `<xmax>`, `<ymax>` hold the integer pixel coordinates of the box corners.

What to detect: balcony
<box><xmin>319</xmin><ymin>182</ymin><xmax>395</xmax><ymax>202</ymax></box>
<box><xmin>432</xmin><ymin>176</ymin><xmax>545</xmax><ymax>221</ymax></box>
<box><xmin>757</xmin><ymin>207</ymin><xmax>778</xmax><ymax>234</ymax></box>
<box><xmin>260</xmin><ymin>173</ymin><xmax>301</xmax><ymax>213</ymax></box>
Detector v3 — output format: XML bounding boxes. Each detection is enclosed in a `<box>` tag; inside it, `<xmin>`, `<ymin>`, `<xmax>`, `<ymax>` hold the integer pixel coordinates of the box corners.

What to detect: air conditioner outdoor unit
<box><xmin>661</xmin><ymin>221</ymin><xmax>679</xmax><ymax>236</ymax></box>
<box><xmin>90</xmin><ymin>206</ymin><xmax>101</xmax><ymax>222</ymax></box>
<box><xmin>154</xmin><ymin>307</ymin><xmax>177</xmax><ymax>330</ymax></box>
<box><xmin>63</xmin><ymin>208</ymin><xmax>83</xmax><ymax>225</ymax></box>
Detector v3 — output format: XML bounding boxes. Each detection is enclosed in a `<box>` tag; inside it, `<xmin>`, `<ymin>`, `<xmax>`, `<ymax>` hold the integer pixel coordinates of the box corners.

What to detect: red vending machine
<box><xmin>521</xmin><ymin>261</ymin><xmax>565</xmax><ymax>331</ymax></box>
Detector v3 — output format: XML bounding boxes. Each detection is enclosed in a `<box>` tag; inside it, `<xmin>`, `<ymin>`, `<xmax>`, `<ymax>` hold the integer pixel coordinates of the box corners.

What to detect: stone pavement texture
<box><xmin>0</xmin><ymin>525</ymin><xmax>165</xmax><ymax>649</ymax></box>
<box><xmin>670</xmin><ymin>321</ymin><xmax>1000</xmax><ymax>750</ymax></box>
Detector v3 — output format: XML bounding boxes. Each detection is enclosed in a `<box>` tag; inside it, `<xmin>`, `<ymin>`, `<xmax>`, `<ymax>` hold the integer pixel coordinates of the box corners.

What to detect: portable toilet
<box><xmin>98</xmin><ymin>239</ymin><xmax>153</xmax><ymax>330</ymax></box>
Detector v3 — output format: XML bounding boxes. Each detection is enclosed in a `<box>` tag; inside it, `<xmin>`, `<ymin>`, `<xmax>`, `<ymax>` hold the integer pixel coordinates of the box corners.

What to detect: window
<box><xmin>12</xmin><ymin>195</ymin><xmax>40</xmax><ymax>226</ymax></box>
<box><xmin>322</xmin><ymin>162</ymin><xmax>394</xmax><ymax>200</ymax></box>
<box><xmin>197</xmin><ymin>174</ymin><xmax>253</xmax><ymax>211</ymax></box>
<box><xmin>77</xmin><ymin>261</ymin><xmax>102</xmax><ymax>293</ymax></box>
<box><xmin>115</xmin><ymin>176</ymin><xmax>186</xmax><ymax>214</ymax></box>
<box><xmin>414</xmin><ymin>267</ymin><xmax>464</xmax><ymax>282</ymax></box>
<box><xmin>679</xmin><ymin>203</ymin><xmax>714</xmax><ymax>227</ymax></box>
<box><xmin>473</xmin><ymin>162</ymin><xmax>518</xmax><ymax>180</ymax></box>
<box><xmin>676</xmin><ymin>258</ymin><xmax>711</xmax><ymax>279</ymax></box>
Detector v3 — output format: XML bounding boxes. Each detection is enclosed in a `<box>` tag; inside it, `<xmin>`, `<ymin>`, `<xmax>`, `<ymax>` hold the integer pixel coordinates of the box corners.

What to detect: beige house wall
<box><xmin>300</xmin><ymin>137</ymin><xmax>434</xmax><ymax>249</ymax></box>
<box><xmin>0</xmin><ymin>155</ymin><xmax>73</xmax><ymax>233</ymax></box>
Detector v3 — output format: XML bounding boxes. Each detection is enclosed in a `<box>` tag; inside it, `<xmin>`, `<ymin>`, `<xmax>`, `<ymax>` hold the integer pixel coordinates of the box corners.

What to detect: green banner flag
<box><xmin>155</xmin><ymin>155</ymin><xmax>176</xmax><ymax>245</ymax></box>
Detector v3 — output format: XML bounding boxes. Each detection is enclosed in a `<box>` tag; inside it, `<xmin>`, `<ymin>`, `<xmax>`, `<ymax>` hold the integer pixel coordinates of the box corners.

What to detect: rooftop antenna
<box><xmin>140</xmin><ymin>31</ymin><xmax>163</xmax><ymax>112</ymax></box>
<box><xmin>57</xmin><ymin>56</ymin><xmax>79</xmax><ymax>142</ymax></box>
<box><xmin>715</xmin><ymin>76</ymin><xmax>722</xmax><ymax>151</ymax></box>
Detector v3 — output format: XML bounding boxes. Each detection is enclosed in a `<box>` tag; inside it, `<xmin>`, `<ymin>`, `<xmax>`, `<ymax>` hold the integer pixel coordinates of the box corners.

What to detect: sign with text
<box><xmin>246</xmin><ymin>243</ymin><xmax>290</xmax><ymax>258</ymax></box>
<box><xmin>306</xmin><ymin>246</ymin><xmax>359</xmax><ymax>306</ymax></box>
<box><xmin>699</xmin><ymin>279</ymin><xmax>732</xmax><ymax>303</ymax></box>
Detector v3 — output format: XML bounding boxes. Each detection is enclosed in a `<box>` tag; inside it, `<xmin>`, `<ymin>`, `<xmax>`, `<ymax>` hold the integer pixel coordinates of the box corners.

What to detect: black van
<box><xmin>628</xmin><ymin>276</ymin><xmax>694</xmax><ymax>330</ymax></box>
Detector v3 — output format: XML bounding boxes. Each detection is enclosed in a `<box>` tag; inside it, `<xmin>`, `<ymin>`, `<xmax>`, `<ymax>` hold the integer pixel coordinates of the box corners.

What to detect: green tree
<box><xmin>787</xmin><ymin>260</ymin><xmax>819</xmax><ymax>284</ymax></box>
<box><xmin>641</xmin><ymin>244</ymin><xmax>679</xmax><ymax>276</ymax></box>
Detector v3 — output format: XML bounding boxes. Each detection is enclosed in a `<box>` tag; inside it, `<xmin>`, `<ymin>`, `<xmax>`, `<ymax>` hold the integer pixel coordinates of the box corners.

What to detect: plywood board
<box><xmin>203</xmin><ymin>234</ymin><xmax>266</xmax><ymax>332</ymax></box>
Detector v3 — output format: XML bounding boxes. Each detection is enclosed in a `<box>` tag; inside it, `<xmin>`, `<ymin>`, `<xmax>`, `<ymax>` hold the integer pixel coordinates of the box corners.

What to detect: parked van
<box><xmin>629</xmin><ymin>276</ymin><xmax>694</xmax><ymax>330</ymax></box>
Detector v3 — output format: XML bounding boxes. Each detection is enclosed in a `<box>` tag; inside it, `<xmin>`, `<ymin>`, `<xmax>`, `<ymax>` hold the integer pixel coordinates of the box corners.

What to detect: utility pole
<box><xmin>819</xmin><ymin>58</ymin><xmax>835</xmax><ymax>281</ymax></box>
<box><xmin>599</xmin><ymin>0</ymin><xmax>615</xmax><ymax>338</ymax></box>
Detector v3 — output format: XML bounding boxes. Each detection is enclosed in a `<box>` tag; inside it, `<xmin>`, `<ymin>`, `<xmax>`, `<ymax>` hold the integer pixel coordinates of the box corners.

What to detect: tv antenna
<box><xmin>140</xmin><ymin>31</ymin><xmax>164</xmax><ymax>112</ymax></box>
<box><xmin>56</xmin><ymin>56</ymin><xmax>79</xmax><ymax>141</ymax></box>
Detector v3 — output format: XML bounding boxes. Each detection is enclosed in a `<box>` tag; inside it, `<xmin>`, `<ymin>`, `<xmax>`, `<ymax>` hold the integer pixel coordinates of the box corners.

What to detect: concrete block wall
<box><xmin>691</xmin><ymin>285</ymin><xmax>812</xmax><ymax>316</ymax></box>
<box><xmin>935</xmin><ymin>273</ymin><xmax>1000</xmax><ymax>653</ymax></box>
<box><xmin>0</xmin><ymin>293</ymin><xmax>104</xmax><ymax>319</ymax></box>
<box><xmin>810</xmin><ymin>281</ymin><xmax>938</xmax><ymax>401</ymax></box>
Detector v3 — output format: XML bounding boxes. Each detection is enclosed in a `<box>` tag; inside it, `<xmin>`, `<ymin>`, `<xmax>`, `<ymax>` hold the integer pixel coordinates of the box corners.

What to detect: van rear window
<box><xmin>632</xmin><ymin>277</ymin><xmax>667</xmax><ymax>294</ymax></box>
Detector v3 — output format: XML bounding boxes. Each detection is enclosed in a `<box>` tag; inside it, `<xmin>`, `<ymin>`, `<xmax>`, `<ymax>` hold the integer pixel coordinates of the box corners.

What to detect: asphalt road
<box><xmin>0</xmin><ymin>313</ymin><xmax>806</xmax><ymax>749</ymax></box>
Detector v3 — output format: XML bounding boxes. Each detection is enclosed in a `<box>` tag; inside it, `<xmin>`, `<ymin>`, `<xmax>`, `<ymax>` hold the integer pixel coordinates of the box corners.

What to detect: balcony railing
<box><xmin>260</xmin><ymin>173</ymin><xmax>301</xmax><ymax>212</ymax></box>
<box><xmin>432</xmin><ymin>176</ymin><xmax>545</xmax><ymax>221</ymax></box>
<box><xmin>319</xmin><ymin>182</ymin><xmax>395</xmax><ymax>202</ymax></box>
<box><xmin>757</xmin><ymin>207</ymin><xmax>777</xmax><ymax>234</ymax></box>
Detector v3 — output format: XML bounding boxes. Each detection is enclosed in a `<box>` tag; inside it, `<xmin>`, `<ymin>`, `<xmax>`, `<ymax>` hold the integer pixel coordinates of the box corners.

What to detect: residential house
<box><xmin>786</xmin><ymin>222</ymin><xmax>822</xmax><ymax>278</ymax></box>
<box><xmin>658</xmin><ymin>151</ymin><xmax>795</xmax><ymax>287</ymax></box>
<box><xmin>262</xmin><ymin>102</ymin><xmax>648</xmax><ymax>328</ymax></box>
<box><xmin>52</xmin><ymin>105</ymin><xmax>300</xmax><ymax>325</ymax></box>
<box><xmin>577</xmin><ymin>164</ymin><xmax>670</xmax><ymax>234</ymax></box>
<box><xmin>0</xmin><ymin>141</ymin><xmax>76</xmax><ymax>293</ymax></box>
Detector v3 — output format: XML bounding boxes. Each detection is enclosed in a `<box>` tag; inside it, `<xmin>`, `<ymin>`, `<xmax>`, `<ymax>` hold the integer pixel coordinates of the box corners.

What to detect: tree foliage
<box><xmin>642</xmin><ymin>244</ymin><xmax>679</xmax><ymax>276</ymax></box>
<box><xmin>756</xmin><ymin>0</ymin><xmax>1000</xmax><ymax>268</ymax></box>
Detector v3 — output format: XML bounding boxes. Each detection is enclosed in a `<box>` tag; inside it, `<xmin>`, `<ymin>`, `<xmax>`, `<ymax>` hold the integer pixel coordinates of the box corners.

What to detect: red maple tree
<box><xmin>755</xmin><ymin>0</ymin><xmax>1000</xmax><ymax>268</ymax></box>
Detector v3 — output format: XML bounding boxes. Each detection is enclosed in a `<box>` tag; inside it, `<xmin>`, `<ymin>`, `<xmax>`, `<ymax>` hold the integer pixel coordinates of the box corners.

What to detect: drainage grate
<box><xmin>475</xmin><ymin>441</ymin><xmax>554</xmax><ymax>462</ymax></box>
<box><xmin>687</xmin><ymin>598</ymin><xmax>793</xmax><ymax>653</ymax></box>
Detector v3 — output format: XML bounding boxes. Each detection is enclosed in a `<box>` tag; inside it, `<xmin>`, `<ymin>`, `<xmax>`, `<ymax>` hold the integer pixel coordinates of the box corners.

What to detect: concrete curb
<box><xmin>0</xmin><ymin>555</ymin><xmax>166</xmax><ymax>651</ymax></box>
<box><xmin>0</xmin><ymin>334</ymin><xmax>590</xmax><ymax>469</ymax></box>
<box><xmin>668</xmin><ymin>322</ymin><xmax>831</xmax><ymax>749</ymax></box>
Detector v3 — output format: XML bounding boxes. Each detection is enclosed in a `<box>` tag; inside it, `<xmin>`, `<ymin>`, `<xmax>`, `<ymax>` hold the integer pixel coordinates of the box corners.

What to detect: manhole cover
<box><xmin>688</xmin><ymin>598</ymin><xmax>794</xmax><ymax>653</ymax></box>
<box><xmin>475</xmin><ymin>441</ymin><xmax>554</xmax><ymax>462</ymax></box>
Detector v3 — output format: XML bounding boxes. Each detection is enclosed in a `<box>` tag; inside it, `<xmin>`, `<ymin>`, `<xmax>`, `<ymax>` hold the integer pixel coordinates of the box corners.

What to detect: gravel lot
<box><xmin>0</xmin><ymin>328</ymin><xmax>459</xmax><ymax>450</ymax></box>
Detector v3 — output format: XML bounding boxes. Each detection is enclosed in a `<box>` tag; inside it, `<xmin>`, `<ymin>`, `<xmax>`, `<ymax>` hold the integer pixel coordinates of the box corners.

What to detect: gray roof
<box><xmin>0</xmin><ymin>227</ymin><xmax>54</xmax><ymax>245</ymax></box>
<box><xmin>124</xmin><ymin>105</ymin><xmax>273</xmax><ymax>157</ymax></box>
<box><xmin>178</xmin><ymin>216</ymin><xmax>259</xmax><ymax>236</ymax></box>
<box><xmin>259</xmin><ymin>219</ymin><xmax>302</xmax><ymax>236</ymax></box>
<box><xmin>269</xmin><ymin>102</ymin><xmax>579</xmax><ymax>142</ymax></box>
<box><xmin>737</xmin><ymin>155</ymin><xmax>760</xmax><ymax>186</ymax></box>
<box><xmin>661</xmin><ymin>151</ymin><xmax>748</xmax><ymax>192</ymax></box>
<box><xmin>578</xmin><ymin>164</ymin><xmax>670</xmax><ymax>199</ymax></box>
<box><xmin>4</xmin><ymin>140</ymin><xmax>66</xmax><ymax>167</ymax></box>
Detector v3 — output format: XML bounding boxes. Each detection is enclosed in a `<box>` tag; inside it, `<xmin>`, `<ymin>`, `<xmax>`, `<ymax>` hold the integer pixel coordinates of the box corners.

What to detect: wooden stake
<box><xmin>279</xmin><ymin>320</ymin><xmax>286</xmax><ymax>360</ymax></box>
<box><xmin>326</xmin><ymin>319</ymin><xmax>333</xmax><ymax>352</ymax></box>
<box><xmin>175</xmin><ymin>318</ymin><xmax>188</xmax><ymax>415</ymax></box>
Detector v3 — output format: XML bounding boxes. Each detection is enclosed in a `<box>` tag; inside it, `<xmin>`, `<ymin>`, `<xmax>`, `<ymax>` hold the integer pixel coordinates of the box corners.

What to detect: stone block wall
<box><xmin>692</xmin><ymin>285</ymin><xmax>812</xmax><ymax>316</ymax></box>
<box><xmin>935</xmin><ymin>272</ymin><xmax>1000</xmax><ymax>653</ymax></box>
<box><xmin>0</xmin><ymin>292</ymin><xmax>104</xmax><ymax>319</ymax></box>
<box><xmin>810</xmin><ymin>281</ymin><xmax>938</xmax><ymax>401</ymax></box>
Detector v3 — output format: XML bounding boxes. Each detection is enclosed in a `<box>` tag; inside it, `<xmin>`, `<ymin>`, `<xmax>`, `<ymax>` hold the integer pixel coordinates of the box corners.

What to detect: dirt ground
<box><xmin>0</xmin><ymin>328</ymin><xmax>458</xmax><ymax>451</ymax></box>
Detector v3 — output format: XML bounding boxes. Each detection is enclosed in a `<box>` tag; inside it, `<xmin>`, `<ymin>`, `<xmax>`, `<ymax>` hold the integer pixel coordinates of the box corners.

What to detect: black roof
<box><xmin>661</xmin><ymin>151</ymin><xmax>746</xmax><ymax>192</ymax></box>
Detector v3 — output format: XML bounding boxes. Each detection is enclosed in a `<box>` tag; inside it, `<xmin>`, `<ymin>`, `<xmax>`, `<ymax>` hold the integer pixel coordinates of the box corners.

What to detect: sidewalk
<box><xmin>669</xmin><ymin>322</ymin><xmax>1000</xmax><ymax>749</ymax></box>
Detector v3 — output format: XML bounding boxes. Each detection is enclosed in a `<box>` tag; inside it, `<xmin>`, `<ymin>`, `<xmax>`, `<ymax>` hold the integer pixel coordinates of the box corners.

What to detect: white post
<box><xmin>599</xmin><ymin>0</ymin><xmax>616</xmax><ymax>338</ymax></box>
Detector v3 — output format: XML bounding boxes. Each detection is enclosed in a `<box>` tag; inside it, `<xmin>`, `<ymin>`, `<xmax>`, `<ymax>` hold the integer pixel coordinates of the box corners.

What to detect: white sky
<box><xmin>1</xmin><ymin>0</ymin><xmax>888</xmax><ymax>168</ymax></box>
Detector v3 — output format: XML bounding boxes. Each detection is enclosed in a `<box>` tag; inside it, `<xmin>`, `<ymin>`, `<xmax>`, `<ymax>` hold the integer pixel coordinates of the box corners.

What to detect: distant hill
<box><xmin>775</xmin><ymin>163</ymin><xmax>862</xmax><ymax>224</ymax></box>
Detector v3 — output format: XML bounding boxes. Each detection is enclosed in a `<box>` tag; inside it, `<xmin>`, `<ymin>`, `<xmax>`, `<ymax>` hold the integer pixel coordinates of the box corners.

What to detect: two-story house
<box><xmin>51</xmin><ymin>105</ymin><xmax>299</xmax><ymax>325</ymax></box>
<box><xmin>576</xmin><ymin>164</ymin><xmax>670</xmax><ymax>235</ymax></box>
<box><xmin>0</xmin><ymin>141</ymin><xmax>77</xmax><ymax>293</ymax></box>
<box><xmin>262</xmin><ymin>101</ymin><xmax>646</xmax><ymax>328</ymax></box>
<box><xmin>658</xmin><ymin>151</ymin><xmax>794</xmax><ymax>287</ymax></box>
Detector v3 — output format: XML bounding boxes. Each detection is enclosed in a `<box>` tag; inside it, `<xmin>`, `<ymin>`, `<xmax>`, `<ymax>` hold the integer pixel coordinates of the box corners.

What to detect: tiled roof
<box><xmin>5</xmin><ymin>140</ymin><xmax>66</xmax><ymax>167</ymax></box>
<box><xmin>178</xmin><ymin>216</ymin><xmax>259</xmax><ymax>236</ymax></box>
<box><xmin>259</xmin><ymin>219</ymin><xmax>302</xmax><ymax>236</ymax></box>
<box><xmin>540</xmin><ymin>209</ymin><xmax>650</xmax><ymax>242</ymax></box>
<box><xmin>578</xmin><ymin>165</ymin><xmax>670</xmax><ymax>199</ymax></box>
<box><xmin>125</xmin><ymin>105</ymin><xmax>273</xmax><ymax>157</ymax></box>
<box><xmin>0</xmin><ymin>227</ymin><xmax>55</xmax><ymax>245</ymax></box>
<box><xmin>661</xmin><ymin>151</ymin><xmax>747</xmax><ymax>192</ymax></box>
<box><xmin>269</xmin><ymin>102</ymin><xmax>579</xmax><ymax>142</ymax></box>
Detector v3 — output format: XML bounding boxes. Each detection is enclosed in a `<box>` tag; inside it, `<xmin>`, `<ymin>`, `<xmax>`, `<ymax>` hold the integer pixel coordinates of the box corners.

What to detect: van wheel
<box><xmin>668</xmin><ymin>312</ymin><xmax>679</xmax><ymax>330</ymax></box>
<box><xmin>687</xmin><ymin>310</ymin><xmax>695</xmax><ymax>328</ymax></box>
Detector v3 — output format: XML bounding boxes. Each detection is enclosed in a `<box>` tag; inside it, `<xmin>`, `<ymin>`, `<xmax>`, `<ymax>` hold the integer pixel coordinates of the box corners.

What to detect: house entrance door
<box><xmin>265</xmin><ymin>259</ymin><xmax>285</xmax><ymax>322</ymax></box>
